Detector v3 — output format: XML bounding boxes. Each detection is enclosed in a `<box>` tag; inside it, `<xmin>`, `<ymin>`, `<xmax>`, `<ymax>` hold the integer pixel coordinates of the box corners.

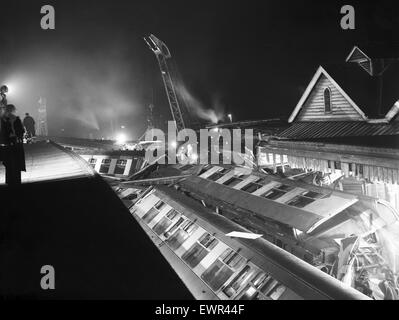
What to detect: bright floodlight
<box><xmin>170</xmin><ymin>140</ymin><xmax>177</xmax><ymax>148</ymax></box>
<box><xmin>115</xmin><ymin>133</ymin><xmax>127</xmax><ymax>145</ymax></box>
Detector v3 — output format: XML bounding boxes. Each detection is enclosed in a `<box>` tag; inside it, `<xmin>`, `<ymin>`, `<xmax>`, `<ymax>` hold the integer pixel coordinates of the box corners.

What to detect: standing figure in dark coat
<box><xmin>23</xmin><ymin>113</ymin><xmax>36</xmax><ymax>138</ymax></box>
<box><xmin>0</xmin><ymin>104</ymin><xmax>26</xmax><ymax>186</ymax></box>
<box><xmin>0</xmin><ymin>85</ymin><xmax>8</xmax><ymax>108</ymax></box>
<box><xmin>0</xmin><ymin>87</ymin><xmax>8</xmax><ymax>172</ymax></box>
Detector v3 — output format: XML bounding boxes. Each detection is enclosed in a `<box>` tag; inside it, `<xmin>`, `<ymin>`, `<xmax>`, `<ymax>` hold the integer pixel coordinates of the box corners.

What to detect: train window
<box><xmin>239</xmin><ymin>282</ymin><xmax>286</xmax><ymax>300</ymax></box>
<box><xmin>142</xmin><ymin>207</ymin><xmax>161</xmax><ymax>224</ymax></box>
<box><xmin>142</xmin><ymin>200</ymin><xmax>167</xmax><ymax>224</ymax></box>
<box><xmin>99</xmin><ymin>158</ymin><xmax>111</xmax><ymax>173</ymax></box>
<box><xmin>123</xmin><ymin>193</ymin><xmax>137</xmax><ymax>201</ymax></box>
<box><xmin>241</xmin><ymin>182</ymin><xmax>263</xmax><ymax>193</ymax></box>
<box><xmin>207</xmin><ymin>168</ymin><xmax>230</xmax><ymax>181</ymax></box>
<box><xmin>114</xmin><ymin>159</ymin><xmax>127</xmax><ymax>175</ymax></box>
<box><xmin>302</xmin><ymin>191</ymin><xmax>323</xmax><ymax>199</ymax></box>
<box><xmin>182</xmin><ymin>220</ymin><xmax>197</xmax><ymax>233</ymax></box>
<box><xmin>267</xmin><ymin>284</ymin><xmax>287</xmax><ymax>300</ymax></box>
<box><xmin>155</xmin><ymin>201</ymin><xmax>166</xmax><ymax>211</ymax></box>
<box><xmin>237</xmin><ymin>272</ymin><xmax>270</xmax><ymax>300</ymax></box>
<box><xmin>199</xmin><ymin>233</ymin><xmax>218</xmax><ymax>250</ymax></box>
<box><xmin>223</xmin><ymin>265</ymin><xmax>255</xmax><ymax>298</ymax></box>
<box><xmin>88</xmin><ymin>158</ymin><xmax>97</xmax><ymax>168</ymax></box>
<box><xmin>260</xmin><ymin>278</ymin><xmax>279</xmax><ymax>296</ymax></box>
<box><xmin>198</xmin><ymin>165</ymin><xmax>211</xmax><ymax>175</ymax></box>
<box><xmin>278</xmin><ymin>184</ymin><xmax>295</xmax><ymax>192</ymax></box>
<box><xmin>221</xmin><ymin>249</ymin><xmax>245</xmax><ymax>269</ymax></box>
<box><xmin>262</xmin><ymin>189</ymin><xmax>285</xmax><ymax>200</ymax></box>
<box><xmin>286</xmin><ymin>190</ymin><xmax>321</xmax><ymax>208</ymax></box>
<box><xmin>182</xmin><ymin>233</ymin><xmax>218</xmax><ymax>268</ymax></box>
<box><xmin>163</xmin><ymin>217</ymin><xmax>185</xmax><ymax>238</ymax></box>
<box><xmin>201</xmin><ymin>248</ymin><xmax>245</xmax><ymax>292</ymax></box>
<box><xmin>239</xmin><ymin>285</ymin><xmax>264</xmax><ymax>300</ymax></box>
<box><xmin>261</xmin><ymin>183</ymin><xmax>294</xmax><ymax>200</ymax></box>
<box><xmin>202</xmin><ymin>259</ymin><xmax>234</xmax><ymax>291</ymax></box>
<box><xmin>286</xmin><ymin>196</ymin><xmax>314</xmax><ymax>208</ymax></box>
<box><xmin>166</xmin><ymin>220</ymin><xmax>198</xmax><ymax>251</ymax></box>
<box><xmin>251</xmin><ymin>272</ymin><xmax>267</xmax><ymax>288</ymax></box>
<box><xmin>152</xmin><ymin>209</ymin><xmax>181</xmax><ymax>235</ymax></box>
<box><xmin>182</xmin><ymin>244</ymin><xmax>209</xmax><ymax>268</ymax></box>
<box><xmin>166</xmin><ymin>209</ymin><xmax>179</xmax><ymax>220</ymax></box>
<box><xmin>223</xmin><ymin>177</ymin><xmax>242</xmax><ymax>187</ymax></box>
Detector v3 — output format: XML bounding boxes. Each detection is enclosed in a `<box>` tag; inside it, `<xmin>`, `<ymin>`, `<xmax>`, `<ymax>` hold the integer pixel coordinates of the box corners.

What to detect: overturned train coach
<box><xmin>120</xmin><ymin>164</ymin><xmax>399</xmax><ymax>300</ymax></box>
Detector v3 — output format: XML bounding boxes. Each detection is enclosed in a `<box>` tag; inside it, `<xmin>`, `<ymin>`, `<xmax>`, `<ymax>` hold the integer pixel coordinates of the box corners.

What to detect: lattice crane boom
<box><xmin>144</xmin><ymin>34</ymin><xmax>186</xmax><ymax>132</ymax></box>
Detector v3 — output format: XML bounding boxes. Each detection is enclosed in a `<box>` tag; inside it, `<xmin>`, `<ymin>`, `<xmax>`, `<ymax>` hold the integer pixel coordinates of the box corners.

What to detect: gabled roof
<box><xmin>289</xmin><ymin>60</ymin><xmax>399</xmax><ymax>123</ymax></box>
<box><xmin>288</xmin><ymin>66</ymin><xmax>367</xmax><ymax>123</ymax></box>
<box><xmin>346</xmin><ymin>46</ymin><xmax>371</xmax><ymax>63</ymax></box>
<box><xmin>346</xmin><ymin>44</ymin><xmax>399</xmax><ymax>61</ymax></box>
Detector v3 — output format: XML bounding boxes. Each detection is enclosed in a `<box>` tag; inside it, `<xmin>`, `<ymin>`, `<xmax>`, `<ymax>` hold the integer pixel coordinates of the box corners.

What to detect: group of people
<box><xmin>0</xmin><ymin>85</ymin><xmax>35</xmax><ymax>186</ymax></box>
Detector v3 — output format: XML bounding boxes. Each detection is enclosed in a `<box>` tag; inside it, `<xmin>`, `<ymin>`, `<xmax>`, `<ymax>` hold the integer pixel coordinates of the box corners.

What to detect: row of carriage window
<box><xmin>203</xmin><ymin>167</ymin><xmax>324</xmax><ymax>209</ymax></box>
<box><xmin>133</xmin><ymin>196</ymin><xmax>293</xmax><ymax>300</ymax></box>
<box><xmin>88</xmin><ymin>158</ymin><xmax>131</xmax><ymax>175</ymax></box>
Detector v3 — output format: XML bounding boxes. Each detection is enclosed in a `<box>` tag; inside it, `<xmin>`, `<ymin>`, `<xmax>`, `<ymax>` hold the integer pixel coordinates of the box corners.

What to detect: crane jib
<box><xmin>144</xmin><ymin>34</ymin><xmax>186</xmax><ymax>132</ymax></box>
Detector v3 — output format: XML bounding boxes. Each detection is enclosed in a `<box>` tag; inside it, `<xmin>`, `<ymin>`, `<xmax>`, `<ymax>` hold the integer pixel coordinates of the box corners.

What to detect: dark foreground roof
<box><xmin>0</xmin><ymin>143</ymin><xmax>191</xmax><ymax>299</ymax></box>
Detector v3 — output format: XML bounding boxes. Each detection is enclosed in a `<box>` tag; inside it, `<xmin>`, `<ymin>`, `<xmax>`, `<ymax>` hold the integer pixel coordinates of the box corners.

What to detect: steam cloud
<box><xmin>0</xmin><ymin>40</ymin><xmax>145</xmax><ymax>140</ymax></box>
<box><xmin>174</xmin><ymin>80</ymin><xmax>225</xmax><ymax>124</ymax></box>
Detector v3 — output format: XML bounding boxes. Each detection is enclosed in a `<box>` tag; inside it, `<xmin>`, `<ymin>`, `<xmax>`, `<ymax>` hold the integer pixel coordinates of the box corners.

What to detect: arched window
<box><xmin>324</xmin><ymin>88</ymin><xmax>332</xmax><ymax>113</ymax></box>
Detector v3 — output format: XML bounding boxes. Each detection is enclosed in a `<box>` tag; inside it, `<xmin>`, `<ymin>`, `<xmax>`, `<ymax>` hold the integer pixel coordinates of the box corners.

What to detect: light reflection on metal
<box><xmin>226</xmin><ymin>231</ymin><xmax>263</xmax><ymax>239</ymax></box>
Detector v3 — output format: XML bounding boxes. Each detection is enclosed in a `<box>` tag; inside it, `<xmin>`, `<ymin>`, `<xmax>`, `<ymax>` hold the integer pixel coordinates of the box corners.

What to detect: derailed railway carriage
<box><xmin>128</xmin><ymin>184</ymin><xmax>369</xmax><ymax>300</ymax></box>
<box><xmin>122</xmin><ymin>163</ymin><xmax>399</xmax><ymax>299</ymax></box>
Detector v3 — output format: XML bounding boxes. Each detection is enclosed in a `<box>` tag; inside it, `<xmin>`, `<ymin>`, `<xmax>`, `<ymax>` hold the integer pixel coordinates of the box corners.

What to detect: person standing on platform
<box><xmin>0</xmin><ymin>85</ymin><xmax>8</xmax><ymax>108</ymax></box>
<box><xmin>0</xmin><ymin>104</ymin><xmax>26</xmax><ymax>186</ymax></box>
<box><xmin>23</xmin><ymin>113</ymin><xmax>36</xmax><ymax>139</ymax></box>
<box><xmin>0</xmin><ymin>85</ymin><xmax>9</xmax><ymax>172</ymax></box>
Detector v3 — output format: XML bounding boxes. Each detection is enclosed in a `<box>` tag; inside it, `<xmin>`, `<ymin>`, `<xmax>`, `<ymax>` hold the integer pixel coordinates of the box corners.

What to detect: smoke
<box><xmin>0</xmin><ymin>41</ymin><xmax>145</xmax><ymax>139</ymax></box>
<box><xmin>62</xmin><ymin>104</ymin><xmax>100</xmax><ymax>131</ymax></box>
<box><xmin>174</xmin><ymin>80</ymin><xmax>225</xmax><ymax>124</ymax></box>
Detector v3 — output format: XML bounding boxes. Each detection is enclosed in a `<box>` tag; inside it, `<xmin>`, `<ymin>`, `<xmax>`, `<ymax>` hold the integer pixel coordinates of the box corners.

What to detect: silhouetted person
<box><xmin>0</xmin><ymin>104</ymin><xmax>26</xmax><ymax>186</ymax></box>
<box><xmin>0</xmin><ymin>85</ymin><xmax>8</xmax><ymax>143</ymax></box>
<box><xmin>0</xmin><ymin>85</ymin><xmax>8</xmax><ymax>108</ymax></box>
<box><xmin>23</xmin><ymin>113</ymin><xmax>36</xmax><ymax>138</ymax></box>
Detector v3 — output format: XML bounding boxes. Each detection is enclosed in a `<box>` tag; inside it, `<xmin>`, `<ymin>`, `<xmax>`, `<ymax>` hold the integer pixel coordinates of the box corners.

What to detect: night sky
<box><xmin>0</xmin><ymin>0</ymin><xmax>397</xmax><ymax>139</ymax></box>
